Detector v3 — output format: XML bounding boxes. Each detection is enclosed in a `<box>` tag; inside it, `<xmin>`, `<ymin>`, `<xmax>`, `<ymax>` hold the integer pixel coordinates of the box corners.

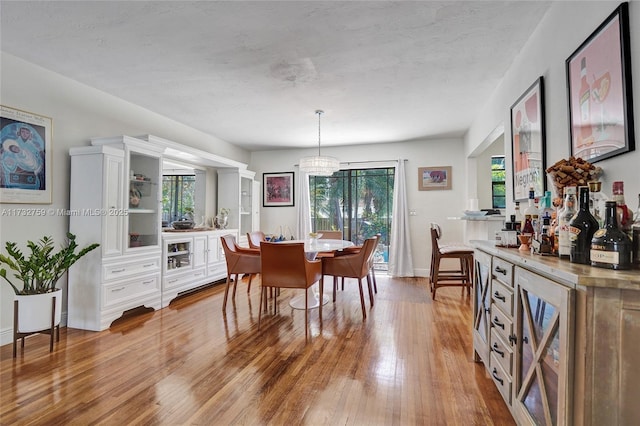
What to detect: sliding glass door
<box><xmin>309</xmin><ymin>167</ymin><xmax>394</xmax><ymax>269</ymax></box>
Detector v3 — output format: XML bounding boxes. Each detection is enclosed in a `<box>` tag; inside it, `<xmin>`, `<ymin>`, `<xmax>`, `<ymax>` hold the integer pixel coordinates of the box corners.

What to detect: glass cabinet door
<box><xmin>127</xmin><ymin>150</ymin><xmax>161</xmax><ymax>249</ymax></box>
<box><xmin>514</xmin><ymin>267</ymin><xmax>573</xmax><ymax>426</ymax></box>
<box><xmin>473</xmin><ymin>250</ymin><xmax>492</xmax><ymax>364</ymax></box>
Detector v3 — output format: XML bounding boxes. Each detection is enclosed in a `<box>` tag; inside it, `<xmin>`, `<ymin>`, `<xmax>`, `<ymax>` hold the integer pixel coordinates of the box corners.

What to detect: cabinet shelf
<box><xmin>167</xmin><ymin>250</ymin><xmax>190</xmax><ymax>257</ymax></box>
<box><xmin>128</xmin><ymin>208</ymin><xmax>156</xmax><ymax>214</ymax></box>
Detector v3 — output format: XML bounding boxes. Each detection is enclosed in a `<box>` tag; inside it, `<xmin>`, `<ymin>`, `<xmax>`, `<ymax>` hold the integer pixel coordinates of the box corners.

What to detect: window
<box><xmin>309</xmin><ymin>167</ymin><xmax>394</xmax><ymax>269</ymax></box>
<box><xmin>491</xmin><ymin>156</ymin><xmax>506</xmax><ymax>209</ymax></box>
<box><xmin>162</xmin><ymin>175</ymin><xmax>196</xmax><ymax>223</ymax></box>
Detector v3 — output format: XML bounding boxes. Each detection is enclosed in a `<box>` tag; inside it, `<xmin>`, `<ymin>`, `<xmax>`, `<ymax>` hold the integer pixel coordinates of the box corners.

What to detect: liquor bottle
<box><xmin>539</xmin><ymin>217</ymin><xmax>554</xmax><ymax>255</ymax></box>
<box><xmin>558</xmin><ymin>186</ymin><xmax>577</xmax><ymax>258</ymax></box>
<box><xmin>539</xmin><ymin>190</ymin><xmax>554</xmax><ymax>237</ymax></box>
<box><xmin>612</xmin><ymin>181</ymin><xmax>633</xmax><ymax>239</ymax></box>
<box><xmin>523</xmin><ymin>187</ymin><xmax>540</xmax><ymax>238</ymax></box>
<box><xmin>514</xmin><ymin>202</ymin><xmax>523</xmax><ymax>234</ymax></box>
<box><xmin>579</xmin><ymin>57</ymin><xmax>593</xmax><ymax>146</ymax></box>
<box><xmin>569</xmin><ymin>186</ymin><xmax>599</xmax><ymax>264</ymax></box>
<box><xmin>633</xmin><ymin>194</ymin><xmax>640</xmax><ymax>266</ymax></box>
<box><xmin>591</xmin><ymin>201</ymin><xmax>632</xmax><ymax>270</ymax></box>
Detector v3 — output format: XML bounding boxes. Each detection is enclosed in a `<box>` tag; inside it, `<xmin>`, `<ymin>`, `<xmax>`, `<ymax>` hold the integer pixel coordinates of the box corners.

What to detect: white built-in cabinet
<box><xmin>217</xmin><ymin>168</ymin><xmax>259</xmax><ymax>246</ymax></box>
<box><xmin>68</xmin><ymin>136</ymin><xmax>163</xmax><ymax>331</ymax></box>
<box><xmin>68</xmin><ymin>134</ymin><xmax>256</xmax><ymax>331</ymax></box>
<box><xmin>161</xmin><ymin>229</ymin><xmax>236</xmax><ymax>307</ymax></box>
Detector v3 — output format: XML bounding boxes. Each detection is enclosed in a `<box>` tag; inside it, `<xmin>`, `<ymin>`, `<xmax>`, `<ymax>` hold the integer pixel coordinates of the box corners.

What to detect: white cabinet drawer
<box><xmin>490</xmin><ymin>353</ymin><xmax>512</xmax><ymax>406</ymax></box>
<box><xmin>490</xmin><ymin>328</ymin><xmax>514</xmax><ymax>377</ymax></box>
<box><xmin>492</xmin><ymin>257</ymin><xmax>514</xmax><ymax>288</ymax></box>
<box><xmin>491</xmin><ymin>304</ymin><xmax>513</xmax><ymax>343</ymax></box>
<box><xmin>103</xmin><ymin>256</ymin><xmax>160</xmax><ymax>281</ymax></box>
<box><xmin>104</xmin><ymin>274</ymin><xmax>160</xmax><ymax>307</ymax></box>
<box><xmin>163</xmin><ymin>268</ymin><xmax>207</xmax><ymax>291</ymax></box>
<box><xmin>492</xmin><ymin>279</ymin><xmax>514</xmax><ymax>316</ymax></box>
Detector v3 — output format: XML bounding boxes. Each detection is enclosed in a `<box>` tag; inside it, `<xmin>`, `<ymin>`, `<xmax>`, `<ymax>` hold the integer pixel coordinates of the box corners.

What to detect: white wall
<box><xmin>249</xmin><ymin>137</ymin><xmax>468</xmax><ymax>277</ymax></box>
<box><xmin>0</xmin><ymin>53</ymin><xmax>251</xmax><ymax>343</ymax></box>
<box><xmin>466</xmin><ymin>1</ymin><xmax>640</xmax><ymax>212</ymax></box>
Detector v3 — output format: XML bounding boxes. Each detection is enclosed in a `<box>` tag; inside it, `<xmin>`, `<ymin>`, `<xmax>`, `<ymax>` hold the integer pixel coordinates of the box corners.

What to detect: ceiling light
<box><xmin>299</xmin><ymin>110</ymin><xmax>340</xmax><ymax>176</ymax></box>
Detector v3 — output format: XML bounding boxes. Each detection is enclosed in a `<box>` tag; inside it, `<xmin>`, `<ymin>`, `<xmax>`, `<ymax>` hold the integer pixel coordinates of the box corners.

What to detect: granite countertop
<box><xmin>472</xmin><ymin>240</ymin><xmax>640</xmax><ymax>291</ymax></box>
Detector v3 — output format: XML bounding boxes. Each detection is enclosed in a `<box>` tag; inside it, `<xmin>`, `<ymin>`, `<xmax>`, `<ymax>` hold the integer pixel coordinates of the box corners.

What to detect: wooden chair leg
<box><xmin>13</xmin><ymin>300</ymin><xmax>18</xmax><ymax>358</ymax></box>
<box><xmin>366</xmin><ymin>274</ymin><xmax>374</xmax><ymax>307</ymax></box>
<box><xmin>357</xmin><ymin>278</ymin><xmax>367</xmax><ymax>320</ymax></box>
<box><xmin>319</xmin><ymin>279</ymin><xmax>323</xmax><ymax>325</ymax></box>
<box><xmin>371</xmin><ymin>268</ymin><xmax>378</xmax><ymax>293</ymax></box>
<box><xmin>222</xmin><ymin>275</ymin><xmax>232</xmax><ymax>310</ymax></box>
<box><xmin>333</xmin><ymin>276</ymin><xmax>338</xmax><ymax>302</ymax></box>
<box><xmin>232</xmin><ymin>274</ymin><xmax>239</xmax><ymax>298</ymax></box>
<box><xmin>258</xmin><ymin>286</ymin><xmax>266</xmax><ymax>329</ymax></box>
<box><xmin>247</xmin><ymin>274</ymin><xmax>253</xmax><ymax>293</ymax></box>
<box><xmin>305</xmin><ymin>289</ymin><xmax>309</xmax><ymax>340</ymax></box>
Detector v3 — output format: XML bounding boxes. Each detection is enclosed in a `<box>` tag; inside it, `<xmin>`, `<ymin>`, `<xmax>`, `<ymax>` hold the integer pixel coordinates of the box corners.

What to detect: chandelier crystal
<box><xmin>299</xmin><ymin>110</ymin><xmax>340</xmax><ymax>176</ymax></box>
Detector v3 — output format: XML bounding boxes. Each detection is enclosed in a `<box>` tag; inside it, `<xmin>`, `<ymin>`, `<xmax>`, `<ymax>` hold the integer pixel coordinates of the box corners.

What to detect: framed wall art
<box><xmin>1</xmin><ymin>105</ymin><xmax>53</xmax><ymax>204</ymax></box>
<box><xmin>510</xmin><ymin>76</ymin><xmax>546</xmax><ymax>202</ymax></box>
<box><xmin>263</xmin><ymin>171</ymin><xmax>294</xmax><ymax>207</ymax></box>
<box><xmin>418</xmin><ymin>166</ymin><xmax>452</xmax><ymax>191</ymax></box>
<box><xmin>566</xmin><ymin>2</ymin><xmax>635</xmax><ymax>163</ymax></box>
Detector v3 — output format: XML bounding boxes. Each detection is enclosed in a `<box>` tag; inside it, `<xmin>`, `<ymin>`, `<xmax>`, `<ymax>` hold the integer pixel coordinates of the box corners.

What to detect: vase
<box><xmin>15</xmin><ymin>289</ymin><xmax>63</xmax><ymax>333</ymax></box>
<box><xmin>214</xmin><ymin>213</ymin><xmax>228</xmax><ymax>229</ymax></box>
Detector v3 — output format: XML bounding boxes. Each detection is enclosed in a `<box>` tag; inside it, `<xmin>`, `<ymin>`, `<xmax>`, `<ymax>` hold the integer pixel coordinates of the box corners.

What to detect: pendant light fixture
<box><xmin>299</xmin><ymin>110</ymin><xmax>340</xmax><ymax>176</ymax></box>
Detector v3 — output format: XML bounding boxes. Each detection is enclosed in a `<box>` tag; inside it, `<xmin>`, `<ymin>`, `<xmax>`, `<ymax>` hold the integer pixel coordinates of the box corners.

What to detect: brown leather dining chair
<box><xmin>247</xmin><ymin>231</ymin><xmax>266</xmax><ymax>249</ymax></box>
<box><xmin>321</xmin><ymin>236</ymin><xmax>378</xmax><ymax>320</ymax></box>
<box><xmin>429</xmin><ymin>223</ymin><xmax>474</xmax><ymax>300</ymax></box>
<box><xmin>258</xmin><ymin>241</ymin><xmax>323</xmax><ymax>339</ymax></box>
<box><xmin>220</xmin><ymin>234</ymin><xmax>261</xmax><ymax>311</ymax></box>
<box><xmin>317</xmin><ymin>230</ymin><xmax>343</xmax><ymax>239</ymax></box>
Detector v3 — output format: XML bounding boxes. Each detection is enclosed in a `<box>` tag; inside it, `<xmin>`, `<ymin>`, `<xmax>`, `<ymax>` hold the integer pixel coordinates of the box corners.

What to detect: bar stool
<box><xmin>429</xmin><ymin>223</ymin><xmax>474</xmax><ymax>300</ymax></box>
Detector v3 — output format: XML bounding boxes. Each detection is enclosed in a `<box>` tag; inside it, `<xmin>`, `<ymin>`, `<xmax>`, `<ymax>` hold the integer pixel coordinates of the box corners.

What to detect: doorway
<box><xmin>309</xmin><ymin>167</ymin><xmax>394</xmax><ymax>270</ymax></box>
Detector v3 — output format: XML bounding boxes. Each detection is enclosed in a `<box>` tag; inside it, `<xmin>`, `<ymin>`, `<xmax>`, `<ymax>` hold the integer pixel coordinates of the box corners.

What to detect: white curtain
<box><xmin>296</xmin><ymin>170</ymin><xmax>312</xmax><ymax>240</ymax></box>
<box><xmin>389</xmin><ymin>159</ymin><xmax>414</xmax><ymax>277</ymax></box>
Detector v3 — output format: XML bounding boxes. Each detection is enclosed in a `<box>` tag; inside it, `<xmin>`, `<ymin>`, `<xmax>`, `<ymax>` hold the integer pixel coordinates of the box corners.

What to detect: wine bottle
<box><xmin>632</xmin><ymin>193</ymin><xmax>640</xmax><ymax>266</ymax></box>
<box><xmin>569</xmin><ymin>186</ymin><xmax>599</xmax><ymax>264</ymax></box>
<box><xmin>591</xmin><ymin>201</ymin><xmax>632</xmax><ymax>270</ymax></box>
<box><xmin>612</xmin><ymin>181</ymin><xmax>633</xmax><ymax>239</ymax></box>
<box><xmin>558</xmin><ymin>186</ymin><xmax>577</xmax><ymax>258</ymax></box>
<box><xmin>523</xmin><ymin>187</ymin><xmax>540</xmax><ymax>238</ymax></box>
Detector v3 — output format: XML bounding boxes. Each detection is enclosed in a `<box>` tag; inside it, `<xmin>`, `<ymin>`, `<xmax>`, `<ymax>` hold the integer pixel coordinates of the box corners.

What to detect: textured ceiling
<box><xmin>0</xmin><ymin>1</ymin><xmax>551</xmax><ymax>151</ymax></box>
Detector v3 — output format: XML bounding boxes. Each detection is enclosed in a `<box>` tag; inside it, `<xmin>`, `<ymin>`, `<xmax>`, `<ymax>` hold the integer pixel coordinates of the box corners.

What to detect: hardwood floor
<box><xmin>1</xmin><ymin>275</ymin><xmax>514</xmax><ymax>425</ymax></box>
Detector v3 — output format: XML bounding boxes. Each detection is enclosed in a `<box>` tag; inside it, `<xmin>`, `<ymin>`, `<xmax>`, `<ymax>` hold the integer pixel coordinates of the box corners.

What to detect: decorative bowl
<box><xmin>172</xmin><ymin>220</ymin><xmax>195</xmax><ymax>230</ymax></box>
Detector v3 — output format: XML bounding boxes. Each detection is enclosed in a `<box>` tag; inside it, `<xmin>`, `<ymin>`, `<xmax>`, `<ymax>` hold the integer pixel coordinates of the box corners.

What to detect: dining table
<box><xmin>276</xmin><ymin>238</ymin><xmax>355</xmax><ymax>309</ymax></box>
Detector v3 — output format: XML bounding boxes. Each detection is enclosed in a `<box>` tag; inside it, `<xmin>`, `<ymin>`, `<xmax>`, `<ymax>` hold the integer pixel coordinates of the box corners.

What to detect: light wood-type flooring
<box><xmin>1</xmin><ymin>275</ymin><xmax>514</xmax><ymax>425</ymax></box>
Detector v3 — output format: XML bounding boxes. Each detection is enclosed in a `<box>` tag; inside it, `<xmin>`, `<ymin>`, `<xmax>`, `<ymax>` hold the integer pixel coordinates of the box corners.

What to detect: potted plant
<box><xmin>0</xmin><ymin>232</ymin><xmax>99</xmax><ymax>354</ymax></box>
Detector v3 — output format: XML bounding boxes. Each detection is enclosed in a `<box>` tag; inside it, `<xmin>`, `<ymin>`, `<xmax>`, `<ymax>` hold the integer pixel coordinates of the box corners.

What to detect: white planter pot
<box><xmin>15</xmin><ymin>289</ymin><xmax>62</xmax><ymax>333</ymax></box>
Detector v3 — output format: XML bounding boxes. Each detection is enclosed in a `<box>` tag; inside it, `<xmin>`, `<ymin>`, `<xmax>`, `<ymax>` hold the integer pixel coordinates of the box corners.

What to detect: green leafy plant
<box><xmin>0</xmin><ymin>233</ymin><xmax>99</xmax><ymax>295</ymax></box>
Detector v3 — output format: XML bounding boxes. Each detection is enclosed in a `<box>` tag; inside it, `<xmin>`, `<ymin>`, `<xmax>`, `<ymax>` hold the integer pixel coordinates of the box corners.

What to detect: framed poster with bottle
<box><xmin>566</xmin><ymin>2</ymin><xmax>635</xmax><ymax>164</ymax></box>
<box><xmin>510</xmin><ymin>76</ymin><xmax>546</xmax><ymax>202</ymax></box>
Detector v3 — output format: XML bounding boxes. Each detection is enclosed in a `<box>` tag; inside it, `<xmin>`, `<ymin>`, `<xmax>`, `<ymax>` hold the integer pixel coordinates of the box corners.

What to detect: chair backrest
<box><xmin>366</xmin><ymin>234</ymin><xmax>381</xmax><ymax>268</ymax></box>
<box><xmin>318</xmin><ymin>230</ymin><xmax>343</xmax><ymax>240</ymax></box>
<box><xmin>260</xmin><ymin>241</ymin><xmax>317</xmax><ymax>289</ymax></box>
<box><xmin>323</xmin><ymin>237</ymin><xmax>378</xmax><ymax>279</ymax></box>
<box><xmin>430</xmin><ymin>222</ymin><xmax>442</xmax><ymax>239</ymax></box>
<box><xmin>430</xmin><ymin>227</ymin><xmax>441</xmax><ymax>255</ymax></box>
<box><xmin>247</xmin><ymin>231</ymin><xmax>266</xmax><ymax>249</ymax></box>
<box><xmin>221</xmin><ymin>234</ymin><xmax>261</xmax><ymax>274</ymax></box>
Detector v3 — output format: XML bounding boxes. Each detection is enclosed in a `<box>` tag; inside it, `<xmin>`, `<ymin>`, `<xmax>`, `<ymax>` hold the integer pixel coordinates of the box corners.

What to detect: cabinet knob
<box><xmin>493</xmin><ymin>291</ymin><xmax>506</xmax><ymax>302</ymax></box>
<box><xmin>494</xmin><ymin>266</ymin><xmax>507</xmax><ymax>275</ymax></box>
<box><xmin>492</xmin><ymin>316</ymin><xmax>505</xmax><ymax>329</ymax></box>
<box><xmin>491</xmin><ymin>368</ymin><xmax>504</xmax><ymax>385</ymax></box>
<box><xmin>508</xmin><ymin>334</ymin><xmax>517</xmax><ymax>345</ymax></box>
<box><xmin>492</xmin><ymin>343</ymin><xmax>505</xmax><ymax>357</ymax></box>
